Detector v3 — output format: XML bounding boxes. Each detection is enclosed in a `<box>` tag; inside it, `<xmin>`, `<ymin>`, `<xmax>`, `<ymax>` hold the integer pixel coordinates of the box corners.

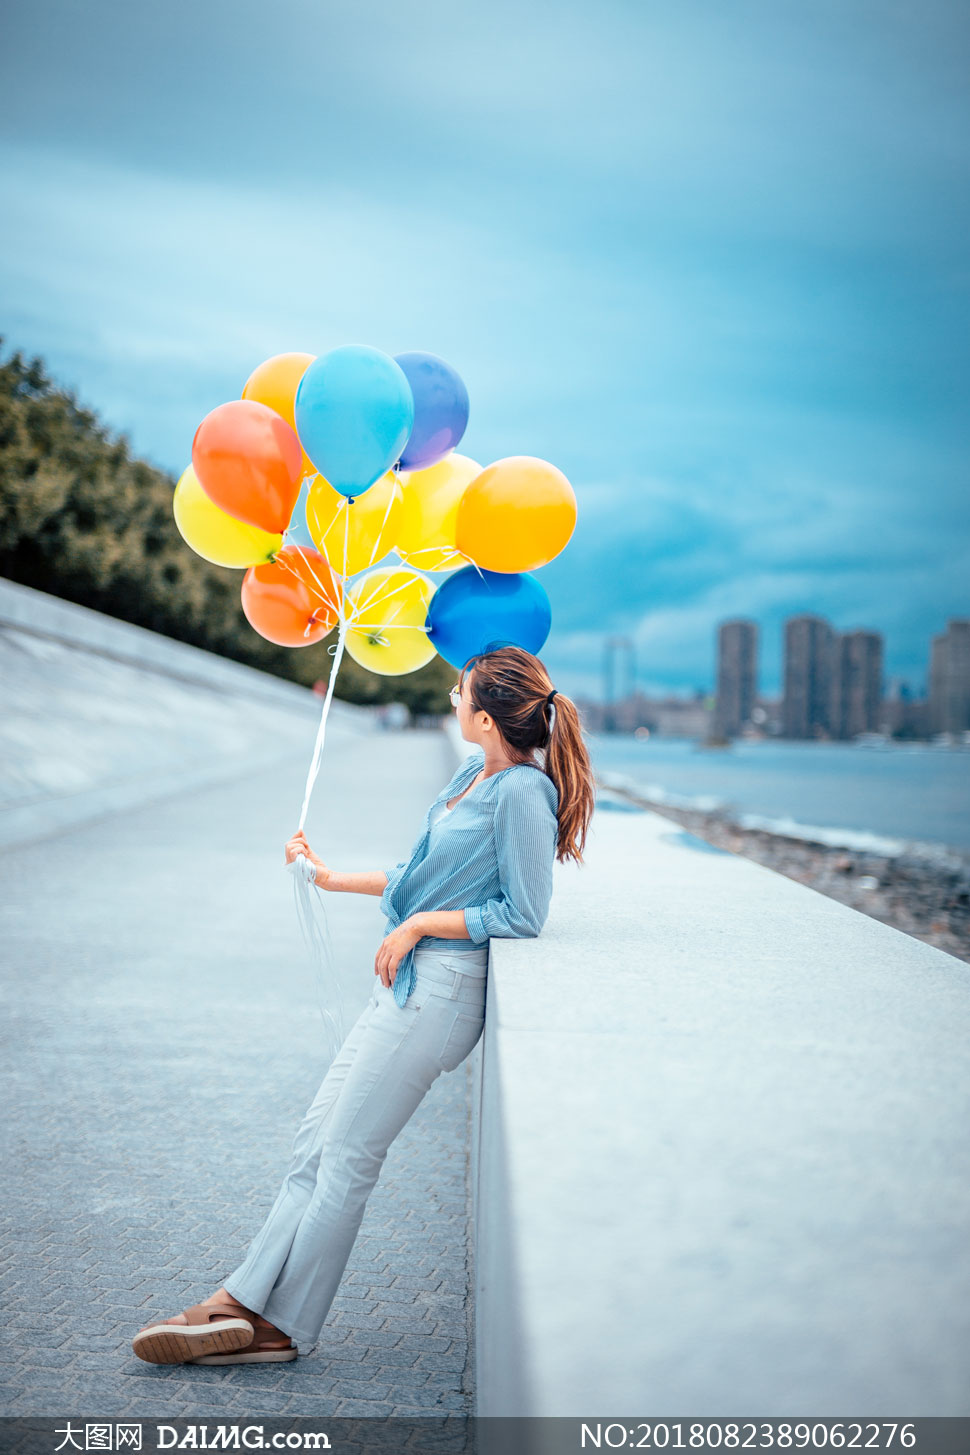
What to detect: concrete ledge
<box><xmin>446</xmin><ymin>724</ymin><xmax>970</xmax><ymax>1419</ymax></box>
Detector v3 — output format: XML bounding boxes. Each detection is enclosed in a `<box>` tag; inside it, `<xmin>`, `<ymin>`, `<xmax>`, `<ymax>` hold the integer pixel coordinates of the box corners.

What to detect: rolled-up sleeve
<box><xmin>463</xmin><ymin>773</ymin><xmax>558</xmax><ymax>944</ymax></box>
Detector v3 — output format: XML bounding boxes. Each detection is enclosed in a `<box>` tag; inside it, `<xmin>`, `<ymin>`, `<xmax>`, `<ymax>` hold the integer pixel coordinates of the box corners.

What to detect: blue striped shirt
<box><xmin>381</xmin><ymin>743</ymin><xmax>560</xmax><ymax>1006</ymax></box>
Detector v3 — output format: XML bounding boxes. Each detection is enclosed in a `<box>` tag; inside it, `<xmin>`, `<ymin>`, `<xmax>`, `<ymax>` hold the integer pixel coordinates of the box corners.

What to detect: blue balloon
<box><xmin>395</xmin><ymin>352</ymin><xmax>469</xmax><ymax>471</ymax></box>
<box><xmin>282</xmin><ymin>474</ymin><xmax>316</xmax><ymax>550</ymax></box>
<box><xmin>294</xmin><ymin>345</ymin><xmax>414</xmax><ymax>498</ymax></box>
<box><xmin>426</xmin><ymin>566</ymin><xmax>551</xmax><ymax>671</ymax></box>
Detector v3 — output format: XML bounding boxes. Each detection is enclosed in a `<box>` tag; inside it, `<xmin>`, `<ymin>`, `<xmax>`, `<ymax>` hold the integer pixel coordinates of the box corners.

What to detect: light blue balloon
<box><xmin>282</xmin><ymin>474</ymin><xmax>316</xmax><ymax>550</ymax></box>
<box><xmin>294</xmin><ymin>345</ymin><xmax>414</xmax><ymax>498</ymax></box>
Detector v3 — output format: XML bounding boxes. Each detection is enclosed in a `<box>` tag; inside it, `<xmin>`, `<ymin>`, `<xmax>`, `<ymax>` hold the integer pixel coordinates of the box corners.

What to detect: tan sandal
<box><xmin>132</xmin><ymin>1301</ymin><xmax>255</xmax><ymax>1365</ymax></box>
<box><xmin>190</xmin><ymin>1315</ymin><xmax>298</xmax><ymax>1364</ymax></box>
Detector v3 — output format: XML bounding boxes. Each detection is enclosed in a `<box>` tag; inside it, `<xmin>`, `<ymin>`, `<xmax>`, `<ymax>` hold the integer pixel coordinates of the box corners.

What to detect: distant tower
<box><xmin>929</xmin><ymin>632</ymin><xmax>947</xmax><ymax>733</ymax></box>
<box><xmin>830</xmin><ymin>630</ymin><xmax>884</xmax><ymax>738</ymax></box>
<box><xmin>714</xmin><ymin>619</ymin><xmax>758</xmax><ymax>736</ymax></box>
<box><xmin>928</xmin><ymin>620</ymin><xmax>970</xmax><ymax>733</ymax></box>
<box><xmin>782</xmin><ymin>614</ymin><xmax>837</xmax><ymax>739</ymax></box>
<box><xmin>603</xmin><ymin>636</ymin><xmax>635</xmax><ymax>732</ymax></box>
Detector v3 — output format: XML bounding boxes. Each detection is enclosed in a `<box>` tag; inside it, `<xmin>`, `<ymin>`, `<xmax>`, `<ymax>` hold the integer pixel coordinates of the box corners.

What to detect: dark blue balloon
<box><xmin>426</xmin><ymin>566</ymin><xmax>551</xmax><ymax>671</ymax></box>
<box><xmin>395</xmin><ymin>351</ymin><xmax>469</xmax><ymax>471</ymax></box>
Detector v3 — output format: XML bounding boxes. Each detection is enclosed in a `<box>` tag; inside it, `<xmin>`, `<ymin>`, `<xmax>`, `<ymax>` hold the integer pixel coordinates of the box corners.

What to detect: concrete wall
<box><xmin>0</xmin><ymin>575</ymin><xmax>347</xmax><ymax>704</ymax></box>
<box><xmin>443</xmin><ymin>722</ymin><xmax>970</xmax><ymax>1425</ymax></box>
<box><xmin>0</xmin><ymin>576</ymin><xmax>373</xmax><ymax>850</ymax></box>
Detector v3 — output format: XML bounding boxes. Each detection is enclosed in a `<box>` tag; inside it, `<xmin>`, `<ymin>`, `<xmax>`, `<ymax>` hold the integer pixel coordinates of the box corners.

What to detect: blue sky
<box><xmin>2</xmin><ymin>0</ymin><xmax>968</xmax><ymax>699</ymax></box>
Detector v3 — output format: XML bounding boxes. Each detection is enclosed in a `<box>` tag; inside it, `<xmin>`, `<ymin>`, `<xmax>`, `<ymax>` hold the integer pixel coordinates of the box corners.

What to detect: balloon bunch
<box><xmin>173</xmin><ymin>344</ymin><xmax>576</xmax><ymax>825</ymax></box>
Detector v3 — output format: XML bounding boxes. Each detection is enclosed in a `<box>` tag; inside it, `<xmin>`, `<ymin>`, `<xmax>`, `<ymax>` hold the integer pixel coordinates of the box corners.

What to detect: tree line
<box><xmin>0</xmin><ymin>342</ymin><xmax>453</xmax><ymax>716</ymax></box>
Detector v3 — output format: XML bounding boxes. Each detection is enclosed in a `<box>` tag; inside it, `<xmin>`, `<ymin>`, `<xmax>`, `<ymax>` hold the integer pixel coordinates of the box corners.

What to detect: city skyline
<box><xmin>583</xmin><ymin>611</ymin><xmax>970</xmax><ymax>742</ymax></box>
<box><xmin>585</xmin><ymin>610</ymin><xmax>956</xmax><ymax>704</ymax></box>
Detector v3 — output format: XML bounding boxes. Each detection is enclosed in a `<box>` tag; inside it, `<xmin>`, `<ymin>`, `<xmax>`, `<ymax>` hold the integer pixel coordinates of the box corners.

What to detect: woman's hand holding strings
<box><xmin>284</xmin><ymin>830</ymin><xmax>332</xmax><ymax>889</ymax></box>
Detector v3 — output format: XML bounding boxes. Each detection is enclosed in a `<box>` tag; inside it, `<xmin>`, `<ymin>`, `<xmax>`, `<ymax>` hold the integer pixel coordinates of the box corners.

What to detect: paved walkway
<box><xmin>0</xmin><ymin>726</ymin><xmax>477</xmax><ymax>1418</ymax></box>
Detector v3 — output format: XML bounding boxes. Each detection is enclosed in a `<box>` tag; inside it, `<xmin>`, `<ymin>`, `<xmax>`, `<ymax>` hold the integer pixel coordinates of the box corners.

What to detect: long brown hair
<box><xmin>458</xmin><ymin>644</ymin><xmax>595</xmax><ymax>865</ymax></box>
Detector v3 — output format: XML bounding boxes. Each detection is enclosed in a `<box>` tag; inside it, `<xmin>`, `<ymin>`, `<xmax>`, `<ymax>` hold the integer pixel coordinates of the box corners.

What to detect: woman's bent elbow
<box><xmin>510</xmin><ymin>909</ymin><xmax>548</xmax><ymax>939</ymax></box>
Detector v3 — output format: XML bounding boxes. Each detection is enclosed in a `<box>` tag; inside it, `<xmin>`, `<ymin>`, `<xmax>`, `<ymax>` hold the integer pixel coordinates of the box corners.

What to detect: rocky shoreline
<box><xmin>598</xmin><ymin>781</ymin><xmax>970</xmax><ymax>966</ymax></box>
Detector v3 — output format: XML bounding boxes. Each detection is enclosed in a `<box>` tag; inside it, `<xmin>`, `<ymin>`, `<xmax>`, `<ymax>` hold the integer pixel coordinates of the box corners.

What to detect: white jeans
<box><xmin>222</xmin><ymin>946</ymin><xmax>488</xmax><ymax>1348</ymax></box>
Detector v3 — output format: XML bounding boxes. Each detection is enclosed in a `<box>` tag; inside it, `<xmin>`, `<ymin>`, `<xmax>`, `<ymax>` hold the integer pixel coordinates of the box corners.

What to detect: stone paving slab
<box><xmin>0</xmin><ymin>725</ymin><xmax>478</xmax><ymax>1419</ymax></box>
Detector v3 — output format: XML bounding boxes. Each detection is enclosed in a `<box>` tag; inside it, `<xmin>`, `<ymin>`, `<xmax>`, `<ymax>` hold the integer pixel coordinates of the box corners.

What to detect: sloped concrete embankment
<box><xmin>0</xmin><ymin>575</ymin><xmax>372</xmax><ymax>850</ymax></box>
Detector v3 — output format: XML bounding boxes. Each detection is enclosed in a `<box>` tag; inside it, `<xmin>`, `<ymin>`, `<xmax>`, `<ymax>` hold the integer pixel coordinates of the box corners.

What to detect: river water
<box><xmin>588</xmin><ymin>733</ymin><xmax>970</xmax><ymax>856</ymax></box>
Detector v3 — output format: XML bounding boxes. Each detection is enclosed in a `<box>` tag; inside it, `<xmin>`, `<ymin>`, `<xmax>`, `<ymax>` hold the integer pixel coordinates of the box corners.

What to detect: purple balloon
<box><xmin>395</xmin><ymin>351</ymin><xmax>469</xmax><ymax>471</ymax></box>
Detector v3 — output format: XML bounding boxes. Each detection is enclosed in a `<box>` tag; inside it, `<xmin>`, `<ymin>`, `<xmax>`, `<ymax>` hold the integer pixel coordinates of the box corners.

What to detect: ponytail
<box><xmin>543</xmin><ymin>690</ymin><xmax>595</xmax><ymax>864</ymax></box>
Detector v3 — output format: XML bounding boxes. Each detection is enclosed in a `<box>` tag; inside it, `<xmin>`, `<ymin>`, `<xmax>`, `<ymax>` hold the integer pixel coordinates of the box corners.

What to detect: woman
<box><xmin>132</xmin><ymin>644</ymin><xmax>594</xmax><ymax>1366</ymax></box>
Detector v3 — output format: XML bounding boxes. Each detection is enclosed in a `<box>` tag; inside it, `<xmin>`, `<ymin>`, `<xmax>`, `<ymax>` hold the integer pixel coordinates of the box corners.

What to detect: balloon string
<box><xmin>295</xmin><ymin>518</ymin><xmax>350</xmax><ymax>833</ymax></box>
<box><xmin>287</xmin><ymin>851</ymin><xmax>346</xmax><ymax>1064</ymax></box>
<box><xmin>296</xmin><ymin>620</ymin><xmax>346</xmax><ymax>832</ymax></box>
<box><xmin>274</xmin><ymin>548</ymin><xmax>342</xmax><ymax>618</ymax></box>
<box><xmin>337</xmin><ymin>496</ymin><xmax>354</xmax><ymax>579</ymax></box>
<box><xmin>284</xmin><ymin>499</ymin><xmax>351</xmax><ymax>1054</ymax></box>
<box><xmin>355</xmin><ymin>591</ymin><xmax>408</xmax><ymax>648</ymax></box>
<box><xmin>399</xmin><ymin>545</ymin><xmax>469</xmax><ymax>569</ymax></box>
<box><xmin>273</xmin><ymin>552</ymin><xmax>320</xmax><ymax>609</ymax></box>
<box><xmin>294</xmin><ymin>489</ymin><xmax>348</xmax><ymax>577</ymax></box>
<box><xmin>294</xmin><ymin>543</ymin><xmax>343</xmax><ymax>616</ymax></box>
<box><xmin>276</xmin><ymin>523</ymin><xmax>430</xmax><ymax>633</ymax></box>
<box><xmin>285</xmin><ymin>481</ymin><xmax>441</xmax><ymax>1052</ymax></box>
<box><xmin>318</xmin><ymin>491</ymin><xmax>350</xmax><ymax>564</ymax></box>
<box><xmin>346</xmin><ymin>622</ymin><xmax>432</xmax><ymax>632</ymax></box>
<box><xmin>363</xmin><ymin>473</ymin><xmax>402</xmax><ymax>570</ymax></box>
<box><xmin>288</xmin><ymin>654</ymin><xmax>349</xmax><ymax>1048</ymax></box>
<box><xmin>345</xmin><ymin>568</ymin><xmax>426</xmax><ymax>622</ymax></box>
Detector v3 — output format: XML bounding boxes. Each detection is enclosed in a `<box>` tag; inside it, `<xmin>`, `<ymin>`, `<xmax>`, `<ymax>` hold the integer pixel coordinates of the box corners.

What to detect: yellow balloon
<box><xmin>455</xmin><ymin>455</ymin><xmax>577</xmax><ymax>573</ymax></box>
<box><xmin>306</xmin><ymin>471</ymin><xmax>403</xmax><ymax>578</ymax></box>
<box><xmin>394</xmin><ymin>453</ymin><xmax>480</xmax><ymax>572</ymax></box>
<box><xmin>344</xmin><ymin>567</ymin><xmax>437</xmax><ymax>676</ymax></box>
<box><xmin>242</xmin><ymin>351</ymin><xmax>316</xmax><ymax>478</ymax></box>
<box><xmin>173</xmin><ymin>465</ymin><xmax>282</xmax><ymax>568</ymax></box>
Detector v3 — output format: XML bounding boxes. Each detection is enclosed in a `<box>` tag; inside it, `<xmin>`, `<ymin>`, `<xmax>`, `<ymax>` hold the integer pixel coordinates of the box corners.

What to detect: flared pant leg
<box><xmin>222</xmin><ymin>955</ymin><xmax>486</xmax><ymax>1348</ymax></box>
<box><xmin>219</xmin><ymin>987</ymin><xmax>381</xmax><ymax>1328</ymax></box>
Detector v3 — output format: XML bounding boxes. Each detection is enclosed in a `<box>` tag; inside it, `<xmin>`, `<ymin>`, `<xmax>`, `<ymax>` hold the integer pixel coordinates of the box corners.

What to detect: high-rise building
<box><xmin>830</xmin><ymin>630</ymin><xmax>884</xmax><ymax>738</ymax></box>
<box><xmin>602</xmin><ymin>636</ymin><xmax>635</xmax><ymax>732</ymax></box>
<box><xmin>782</xmin><ymin>614</ymin><xmax>837</xmax><ymax>739</ymax></box>
<box><xmin>713</xmin><ymin>619</ymin><xmax>758</xmax><ymax>736</ymax></box>
<box><xmin>928</xmin><ymin>620</ymin><xmax>970</xmax><ymax>733</ymax></box>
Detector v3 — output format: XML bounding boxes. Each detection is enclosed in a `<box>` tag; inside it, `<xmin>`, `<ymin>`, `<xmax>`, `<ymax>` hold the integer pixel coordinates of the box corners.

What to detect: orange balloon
<box><xmin>455</xmin><ymin>456</ymin><xmax>577</xmax><ymax>572</ymax></box>
<box><xmin>240</xmin><ymin>544</ymin><xmax>340</xmax><ymax>647</ymax></box>
<box><xmin>193</xmin><ymin>399</ymin><xmax>303</xmax><ymax>535</ymax></box>
<box><xmin>242</xmin><ymin>352</ymin><xmax>316</xmax><ymax>478</ymax></box>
